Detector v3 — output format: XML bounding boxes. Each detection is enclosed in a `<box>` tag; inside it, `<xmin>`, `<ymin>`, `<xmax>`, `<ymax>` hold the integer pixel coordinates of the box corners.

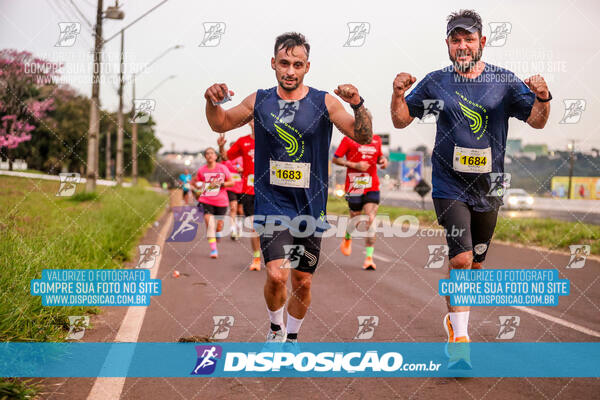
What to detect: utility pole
<box><xmin>131</xmin><ymin>74</ymin><xmax>138</xmax><ymax>185</ymax></box>
<box><xmin>105</xmin><ymin>129</ymin><xmax>111</xmax><ymax>179</ymax></box>
<box><xmin>567</xmin><ymin>140</ymin><xmax>575</xmax><ymax>200</ymax></box>
<box><xmin>116</xmin><ymin>30</ymin><xmax>125</xmax><ymax>185</ymax></box>
<box><xmin>105</xmin><ymin>0</ymin><xmax>171</xmax><ymax>186</ymax></box>
<box><xmin>85</xmin><ymin>0</ymin><xmax>103</xmax><ymax>192</ymax></box>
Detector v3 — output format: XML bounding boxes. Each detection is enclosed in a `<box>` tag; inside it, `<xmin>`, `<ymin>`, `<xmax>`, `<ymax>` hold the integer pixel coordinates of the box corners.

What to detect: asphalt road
<box><xmin>40</xmin><ymin>194</ymin><xmax>600</xmax><ymax>399</ymax></box>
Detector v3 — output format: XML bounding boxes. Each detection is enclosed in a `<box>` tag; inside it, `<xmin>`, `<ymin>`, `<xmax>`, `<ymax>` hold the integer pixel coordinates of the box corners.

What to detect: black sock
<box><xmin>270</xmin><ymin>322</ymin><xmax>281</xmax><ymax>332</ymax></box>
<box><xmin>286</xmin><ymin>333</ymin><xmax>298</xmax><ymax>340</ymax></box>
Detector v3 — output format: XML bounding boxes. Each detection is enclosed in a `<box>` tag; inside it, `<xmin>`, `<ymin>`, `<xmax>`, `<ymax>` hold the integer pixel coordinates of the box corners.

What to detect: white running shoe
<box><xmin>266</xmin><ymin>326</ymin><xmax>287</xmax><ymax>343</ymax></box>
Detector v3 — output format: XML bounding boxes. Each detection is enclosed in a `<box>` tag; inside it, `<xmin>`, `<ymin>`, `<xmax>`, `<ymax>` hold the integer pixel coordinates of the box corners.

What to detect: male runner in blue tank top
<box><xmin>204</xmin><ymin>32</ymin><xmax>373</xmax><ymax>343</ymax></box>
<box><xmin>390</xmin><ymin>10</ymin><xmax>550</xmax><ymax>368</ymax></box>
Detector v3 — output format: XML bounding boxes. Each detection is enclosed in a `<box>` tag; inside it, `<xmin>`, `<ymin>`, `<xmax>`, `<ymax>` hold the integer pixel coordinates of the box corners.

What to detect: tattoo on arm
<box><xmin>353</xmin><ymin>106</ymin><xmax>373</xmax><ymax>144</ymax></box>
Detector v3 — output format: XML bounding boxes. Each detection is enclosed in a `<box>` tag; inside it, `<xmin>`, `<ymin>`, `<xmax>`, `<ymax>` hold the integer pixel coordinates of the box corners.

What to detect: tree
<box><xmin>0</xmin><ymin>50</ymin><xmax>59</xmax><ymax>167</ymax></box>
<box><xmin>98</xmin><ymin>113</ymin><xmax>162</xmax><ymax>179</ymax></box>
<box><xmin>16</xmin><ymin>86</ymin><xmax>90</xmax><ymax>174</ymax></box>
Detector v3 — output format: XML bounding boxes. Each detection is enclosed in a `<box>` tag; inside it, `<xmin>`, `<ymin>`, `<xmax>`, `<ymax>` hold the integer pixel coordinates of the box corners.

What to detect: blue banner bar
<box><xmin>1</xmin><ymin>342</ymin><xmax>598</xmax><ymax>378</ymax></box>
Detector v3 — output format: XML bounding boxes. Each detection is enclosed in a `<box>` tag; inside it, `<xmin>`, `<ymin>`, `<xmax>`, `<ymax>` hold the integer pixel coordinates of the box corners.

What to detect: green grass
<box><xmin>327</xmin><ymin>196</ymin><xmax>437</xmax><ymax>223</ymax></box>
<box><xmin>0</xmin><ymin>175</ymin><xmax>168</xmax><ymax>342</ymax></box>
<box><xmin>327</xmin><ymin>196</ymin><xmax>599</xmax><ymax>254</ymax></box>
<box><xmin>68</xmin><ymin>191</ymin><xmax>100</xmax><ymax>202</ymax></box>
<box><xmin>0</xmin><ymin>379</ymin><xmax>39</xmax><ymax>400</ymax></box>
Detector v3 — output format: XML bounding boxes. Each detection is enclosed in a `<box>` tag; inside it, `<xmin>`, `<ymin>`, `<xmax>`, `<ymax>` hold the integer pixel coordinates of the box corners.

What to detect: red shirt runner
<box><xmin>226</xmin><ymin>134</ymin><xmax>255</xmax><ymax>195</ymax></box>
<box><xmin>224</xmin><ymin>156</ymin><xmax>243</xmax><ymax>194</ymax></box>
<box><xmin>334</xmin><ymin>135</ymin><xmax>382</xmax><ymax>195</ymax></box>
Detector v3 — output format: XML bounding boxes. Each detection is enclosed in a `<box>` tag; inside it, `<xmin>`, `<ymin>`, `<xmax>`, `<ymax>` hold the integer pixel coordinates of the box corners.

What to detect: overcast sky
<box><xmin>2</xmin><ymin>0</ymin><xmax>600</xmax><ymax>153</ymax></box>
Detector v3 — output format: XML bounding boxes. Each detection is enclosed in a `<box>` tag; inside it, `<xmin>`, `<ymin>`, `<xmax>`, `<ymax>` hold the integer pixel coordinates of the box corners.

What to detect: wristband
<box><xmin>350</xmin><ymin>96</ymin><xmax>365</xmax><ymax>110</ymax></box>
<box><xmin>536</xmin><ymin>91</ymin><xmax>552</xmax><ymax>103</ymax></box>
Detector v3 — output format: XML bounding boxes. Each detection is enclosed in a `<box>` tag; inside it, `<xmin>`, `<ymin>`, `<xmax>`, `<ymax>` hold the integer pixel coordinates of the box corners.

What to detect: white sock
<box><xmin>286</xmin><ymin>312</ymin><xmax>304</xmax><ymax>334</ymax></box>
<box><xmin>267</xmin><ymin>305</ymin><xmax>285</xmax><ymax>328</ymax></box>
<box><xmin>449</xmin><ymin>311</ymin><xmax>470</xmax><ymax>339</ymax></box>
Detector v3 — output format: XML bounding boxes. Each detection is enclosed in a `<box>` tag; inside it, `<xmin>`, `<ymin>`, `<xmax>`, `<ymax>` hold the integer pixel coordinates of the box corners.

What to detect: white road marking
<box><xmin>0</xmin><ymin>169</ymin><xmax>132</xmax><ymax>187</ymax></box>
<box><xmin>368</xmin><ymin>252</ymin><xmax>392</xmax><ymax>263</ymax></box>
<box><xmin>87</xmin><ymin>212</ymin><xmax>173</xmax><ymax>400</ymax></box>
<box><xmin>354</xmin><ymin>245</ymin><xmax>393</xmax><ymax>263</ymax></box>
<box><xmin>512</xmin><ymin>305</ymin><xmax>600</xmax><ymax>338</ymax></box>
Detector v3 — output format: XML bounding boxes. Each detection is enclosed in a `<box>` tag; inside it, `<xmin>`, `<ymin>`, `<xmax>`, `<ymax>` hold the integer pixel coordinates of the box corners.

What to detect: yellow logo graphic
<box><xmin>274</xmin><ymin>124</ymin><xmax>299</xmax><ymax>156</ymax></box>
<box><xmin>459</xmin><ymin>102</ymin><xmax>483</xmax><ymax>136</ymax></box>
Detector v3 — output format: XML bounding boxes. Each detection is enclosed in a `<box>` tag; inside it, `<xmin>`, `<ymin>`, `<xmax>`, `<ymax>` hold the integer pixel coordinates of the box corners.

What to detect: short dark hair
<box><xmin>203</xmin><ymin>147</ymin><xmax>216</xmax><ymax>158</ymax></box>
<box><xmin>447</xmin><ymin>9</ymin><xmax>482</xmax><ymax>37</ymax></box>
<box><xmin>274</xmin><ymin>32</ymin><xmax>310</xmax><ymax>59</ymax></box>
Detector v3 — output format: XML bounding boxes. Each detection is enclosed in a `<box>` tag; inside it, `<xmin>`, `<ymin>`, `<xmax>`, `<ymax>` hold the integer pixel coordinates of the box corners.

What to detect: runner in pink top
<box><xmin>191</xmin><ymin>147</ymin><xmax>233</xmax><ymax>259</ymax></box>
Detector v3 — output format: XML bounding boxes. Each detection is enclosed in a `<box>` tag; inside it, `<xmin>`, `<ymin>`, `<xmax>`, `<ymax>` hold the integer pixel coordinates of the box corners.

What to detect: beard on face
<box><xmin>449</xmin><ymin>44</ymin><xmax>483</xmax><ymax>73</ymax></box>
<box><xmin>278</xmin><ymin>75</ymin><xmax>300</xmax><ymax>91</ymax></box>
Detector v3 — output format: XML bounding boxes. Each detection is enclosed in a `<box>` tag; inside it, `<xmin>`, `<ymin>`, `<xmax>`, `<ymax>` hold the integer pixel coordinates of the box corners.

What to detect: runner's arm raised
<box><xmin>524</xmin><ymin>75</ymin><xmax>550</xmax><ymax>129</ymax></box>
<box><xmin>326</xmin><ymin>85</ymin><xmax>373</xmax><ymax>144</ymax></box>
<box><xmin>391</xmin><ymin>73</ymin><xmax>416</xmax><ymax>129</ymax></box>
<box><xmin>204</xmin><ymin>84</ymin><xmax>255</xmax><ymax>133</ymax></box>
<box><xmin>216</xmin><ymin>134</ymin><xmax>229</xmax><ymax>161</ymax></box>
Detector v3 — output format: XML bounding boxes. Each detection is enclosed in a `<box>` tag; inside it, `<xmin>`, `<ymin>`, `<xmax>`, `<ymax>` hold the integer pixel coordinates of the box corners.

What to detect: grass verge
<box><xmin>0</xmin><ymin>175</ymin><xmax>168</xmax><ymax>342</ymax></box>
<box><xmin>0</xmin><ymin>379</ymin><xmax>39</xmax><ymax>400</ymax></box>
<box><xmin>327</xmin><ymin>196</ymin><xmax>599</xmax><ymax>254</ymax></box>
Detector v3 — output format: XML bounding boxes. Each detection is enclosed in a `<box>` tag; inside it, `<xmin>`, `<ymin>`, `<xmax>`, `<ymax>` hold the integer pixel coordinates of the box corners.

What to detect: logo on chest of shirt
<box><xmin>455</xmin><ymin>91</ymin><xmax>489</xmax><ymax>140</ymax></box>
<box><xmin>358</xmin><ymin>145</ymin><xmax>377</xmax><ymax>159</ymax></box>
<box><xmin>271</xmin><ymin>112</ymin><xmax>305</xmax><ymax>162</ymax></box>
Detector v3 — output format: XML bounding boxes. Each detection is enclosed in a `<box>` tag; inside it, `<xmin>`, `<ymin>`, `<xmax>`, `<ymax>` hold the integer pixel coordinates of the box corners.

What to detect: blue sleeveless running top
<box><xmin>253</xmin><ymin>86</ymin><xmax>333</xmax><ymax>232</ymax></box>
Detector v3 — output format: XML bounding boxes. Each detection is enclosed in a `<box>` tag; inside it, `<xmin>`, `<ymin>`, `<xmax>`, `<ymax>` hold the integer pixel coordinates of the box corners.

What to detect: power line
<box><xmin>52</xmin><ymin>0</ymin><xmax>78</xmax><ymax>23</ymax></box>
<box><xmin>103</xmin><ymin>0</ymin><xmax>169</xmax><ymax>44</ymax></box>
<box><xmin>50</xmin><ymin>0</ymin><xmax>95</xmax><ymax>42</ymax></box>
<box><xmin>67</xmin><ymin>0</ymin><xmax>93</xmax><ymax>28</ymax></box>
<box><xmin>48</xmin><ymin>0</ymin><xmax>94</xmax><ymax>48</ymax></box>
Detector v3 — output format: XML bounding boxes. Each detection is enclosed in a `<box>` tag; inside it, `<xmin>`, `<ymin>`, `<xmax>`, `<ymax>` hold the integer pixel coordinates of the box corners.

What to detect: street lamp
<box><xmin>143</xmin><ymin>75</ymin><xmax>176</xmax><ymax>98</ymax></box>
<box><xmin>131</xmin><ymin>74</ymin><xmax>177</xmax><ymax>182</ymax></box>
<box><xmin>111</xmin><ymin>1</ymin><xmax>173</xmax><ymax>185</ymax></box>
<box><xmin>130</xmin><ymin>45</ymin><xmax>182</xmax><ymax>185</ymax></box>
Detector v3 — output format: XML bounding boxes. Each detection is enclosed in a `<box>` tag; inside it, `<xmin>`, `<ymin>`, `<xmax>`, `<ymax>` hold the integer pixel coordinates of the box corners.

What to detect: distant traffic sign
<box><xmin>379</xmin><ymin>133</ymin><xmax>390</xmax><ymax>146</ymax></box>
<box><xmin>389</xmin><ymin>152</ymin><xmax>406</xmax><ymax>161</ymax></box>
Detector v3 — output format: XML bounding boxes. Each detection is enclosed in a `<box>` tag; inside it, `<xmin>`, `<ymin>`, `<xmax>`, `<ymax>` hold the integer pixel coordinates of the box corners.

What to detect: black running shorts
<box><xmin>259</xmin><ymin>229</ymin><xmax>322</xmax><ymax>274</ymax></box>
<box><xmin>432</xmin><ymin>198</ymin><xmax>498</xmax><ymax>263</ymax></box>
<box><xmin>238</xmin><ymin>194</ymin><xmax>255</xmax><ymax>216</ymax></box>
<box><xmin>199</xmin><ymin>203</ymin><xmax>228</xmax><ymax>216</ymax></box>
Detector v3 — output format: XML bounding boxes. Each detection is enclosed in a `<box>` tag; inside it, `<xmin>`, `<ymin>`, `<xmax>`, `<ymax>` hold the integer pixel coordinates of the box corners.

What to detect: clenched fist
<box><xmin>205</xmin><ymin>83</ymin><xmax>234</xmax><ymax>105</ymax></box>
<box><xmin>393</xmin><ymin>73</ymin><xmax>416</xmax><ymax>97</ymax></box>
<box><xmin>334</xmin><ymin>84</ymin><xmax>361</xmax><ymax>106</ymax></box>
<box><xmin>524</xmin><ymin>75</ymin><xmax>550</xmax><ymax>100</ymax></box>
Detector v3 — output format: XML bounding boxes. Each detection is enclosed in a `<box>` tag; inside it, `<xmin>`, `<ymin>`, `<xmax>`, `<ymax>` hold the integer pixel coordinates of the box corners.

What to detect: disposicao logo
<box><xmin>223</xmin><ymin>350</ymin><xmax>404</xmax><ymax>373</ymax></box>
<box><xmin>191</xmin><ymin>345</ymin><xmax>222</xmax><ymax>375</ymax></box>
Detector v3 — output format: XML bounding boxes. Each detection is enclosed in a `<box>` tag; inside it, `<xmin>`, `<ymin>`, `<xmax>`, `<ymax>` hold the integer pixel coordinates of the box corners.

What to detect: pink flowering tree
<box><xmin>0</xmin><ymin>49</ymin><xmax>60</xmax><ymax>168</ymax></box>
